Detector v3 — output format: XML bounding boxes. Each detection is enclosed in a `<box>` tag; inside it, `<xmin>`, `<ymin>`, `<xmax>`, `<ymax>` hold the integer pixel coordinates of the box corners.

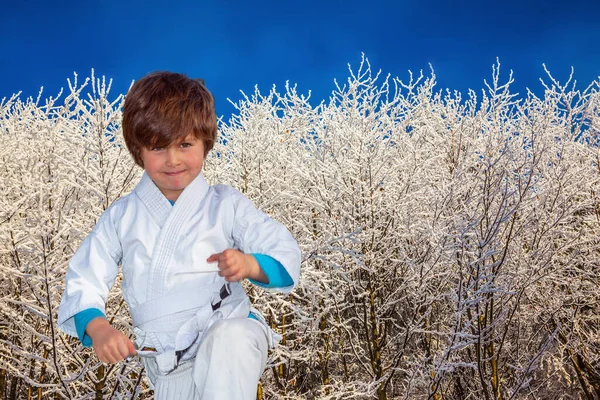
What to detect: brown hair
<box><xmin>122</xmin><ymin>71</ymin><xmax>217</xmax><ymax>167</ymax></box>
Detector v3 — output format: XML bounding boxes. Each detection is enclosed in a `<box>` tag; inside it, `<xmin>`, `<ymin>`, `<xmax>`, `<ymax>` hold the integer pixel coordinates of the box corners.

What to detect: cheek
<box><xmin>142</xmin><ymin>159</ymin><xmax>162</xmax><ymax>175</ymax></box>
<box><xmin>143</xmin><ymin>154</ymin><xmax>159</xmax><ymax>167</ymax></box>
<box><xmin>188</xmin><ymin>155</ymin><xmax>204</xmax><ymax>169</ymax></box>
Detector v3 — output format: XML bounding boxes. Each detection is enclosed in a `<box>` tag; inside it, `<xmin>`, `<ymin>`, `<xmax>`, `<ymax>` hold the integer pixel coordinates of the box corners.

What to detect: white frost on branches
<box><xmin>1</xmin><ymin>58</ymin><xmax>599</xmax><ymax>399</ymax></box>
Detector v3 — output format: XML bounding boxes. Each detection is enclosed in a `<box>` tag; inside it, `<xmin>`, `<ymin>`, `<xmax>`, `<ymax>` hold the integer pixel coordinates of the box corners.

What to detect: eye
<box><xmin>151</xmin><ymin>146</ymin><xmax>164</xmax><ymax>151</ymax></box>
<box><xmin>180</xmin><ymin>142</ymin><xmax>192</xmax><ymax>148</ymax></box>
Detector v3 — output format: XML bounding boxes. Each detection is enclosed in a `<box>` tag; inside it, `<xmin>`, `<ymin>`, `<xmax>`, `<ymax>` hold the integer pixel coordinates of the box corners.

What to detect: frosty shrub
<box><xmin>1</xmin><ymin>58</ymin><xmax>599</xmax><ymax>399</ymax></box>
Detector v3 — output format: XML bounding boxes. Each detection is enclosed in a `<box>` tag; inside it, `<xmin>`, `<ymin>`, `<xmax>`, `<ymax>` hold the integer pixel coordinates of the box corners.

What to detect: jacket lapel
<box><xmin>135</xmin><ymin>172</ymin><xmax>210</xmax><ymax>297</ymax></box>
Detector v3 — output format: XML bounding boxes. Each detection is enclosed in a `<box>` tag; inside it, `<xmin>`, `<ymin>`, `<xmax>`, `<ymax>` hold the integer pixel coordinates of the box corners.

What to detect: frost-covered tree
<box><xmin>1</xmin><ymin>58</ymin><xmax>599</xmax><ymax>399</ymax></box>
<box><xmin>0</xmin><ymin>72</ymin><xmax>143</xmax><ymax>399</ymax></box>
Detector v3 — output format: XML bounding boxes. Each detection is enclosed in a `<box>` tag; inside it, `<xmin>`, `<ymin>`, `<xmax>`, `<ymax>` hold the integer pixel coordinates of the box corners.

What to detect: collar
<box><xmin>134</xmin><ymin>172</ymin><xmax>210</xmax><ymax>228</ymax></box>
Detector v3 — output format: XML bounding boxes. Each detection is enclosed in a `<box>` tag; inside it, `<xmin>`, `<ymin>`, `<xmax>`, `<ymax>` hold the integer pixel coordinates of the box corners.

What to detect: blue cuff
<box><xmin>74</xmin><ymin>308</ymin><xmax>105</xmax><ymax>347</ymax></box>
<box><xmin>248</xmin><ymin>253</ymin><xmax>293</xmax><ymax>288</ymax></box>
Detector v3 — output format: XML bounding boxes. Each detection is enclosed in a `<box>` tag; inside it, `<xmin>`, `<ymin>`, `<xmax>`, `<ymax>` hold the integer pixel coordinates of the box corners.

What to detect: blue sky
<box><xmin>1</xmin><ymin>0</ymin><xmax>599</xmax><ymax>119</ymax></box>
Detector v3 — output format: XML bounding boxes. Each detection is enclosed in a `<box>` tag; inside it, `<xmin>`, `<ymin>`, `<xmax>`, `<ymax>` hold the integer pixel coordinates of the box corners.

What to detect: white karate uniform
<box><xmin>58</xmin><ymin>172</ymin><xmax>301</xmax><ymax>399</ymax></box>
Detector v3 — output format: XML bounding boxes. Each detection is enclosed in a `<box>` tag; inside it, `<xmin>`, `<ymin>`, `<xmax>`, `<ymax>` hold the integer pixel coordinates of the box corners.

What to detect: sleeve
<box><xmin>230</xmin><ymin>188</ymin><xmax>301</xmax><ymax>293</ymax></box>
<box><xmin>57</xmin><ymin>204</ymin><xmax>123</xmax><ymax>337</ymax></box>
<box><xmin>249</xmin><ymin>253</ymin><xmax>294</xmax><ymax>288</ymax></box>
<box><xmin>74</xmin><ymin>308</ymin><xmax>106</xmax><ymax>347</ymax></box>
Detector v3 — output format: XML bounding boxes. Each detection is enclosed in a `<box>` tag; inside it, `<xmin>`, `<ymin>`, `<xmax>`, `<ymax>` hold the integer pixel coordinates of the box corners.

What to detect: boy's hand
<box><xmin>207</xmin><ymin>249</ymin><xmax>268</xmax><ymax>283</ymax></box>
<box><xmin>86</xmin><ymin>318</ymin><xmax>136</xmax><ymax>364</ymax></box>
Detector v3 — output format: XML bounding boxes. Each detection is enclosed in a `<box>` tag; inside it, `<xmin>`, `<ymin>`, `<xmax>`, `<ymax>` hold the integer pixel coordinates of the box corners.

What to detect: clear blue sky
<box><xmin>1</xmin><ymin>0</ymin><xmax>598</xmax><ymax>119</ymax></box>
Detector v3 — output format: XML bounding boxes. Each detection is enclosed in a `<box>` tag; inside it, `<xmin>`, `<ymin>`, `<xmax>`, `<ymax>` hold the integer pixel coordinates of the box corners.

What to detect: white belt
<box><xmin>130</xmin><ymin>281</ymin><xmax>228</xmax><ymax>332</ymax></box>
<box><xmin>132</xmin><ymin>281</ymin><xmax>251</xmax><ymax>374</ymax></box>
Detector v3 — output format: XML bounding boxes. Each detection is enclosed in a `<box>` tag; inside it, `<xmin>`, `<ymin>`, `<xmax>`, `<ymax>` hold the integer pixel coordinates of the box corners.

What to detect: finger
<box><xmin>218</xmin><ymin>264</ymin><xmax>238</xmax><ymax>277</ymax></box>
<box><xmin>224</xmin><ymin>249</ymin><xmax>243</xmax><ymax>262</ymax></box>
<box><xmin>221</xmin><ymin>266</ymin><xmax>241</xmax><ymax>281</ymax></box>
<box><xmin>103</xmin><ymin>349</ymin><xmax>117</xmax><ymax>364</ymax></box>
<box><xmin>216</xmin><ymin>255</ymin><xmax>237</xmax><ymax>271</ymax></box>
<box><xmin>96</xmin><ymin>347</ymin><xmax>110</xmax><ymax>364</ymax></box>
<box><xmin>217</xmin><ymin>261</ymin><xmax>234</xmax><ymax>275</ymax></box>
<box><xmin>126</xmin><ymin>338</ymin><xmax>137</xmax><ymax>356</ymax></box>
<box><xmin>218</xmin><ymin>267</ymin><xmax>229</xmax><ymax>277</ymax></box>
<box><xmin>223</xmin><ymin>252</ymin><xmax>243</xmax><ymax>267</ymax></box>
<box><xmin>95</xmin><ymin>349</ymin><xmax>106</xmax><ymax>363</ymax></box>
<box><xmin>116</xmin><ymin>339</ymin><xmax>131</xmax><ymax>361</ymax></box>
<box><xmin>98</xmin><ymin>341</ymin><xmax>120</xmax><ymax>363</ymax></box>
<box><xmin>105</xmin><ymin>345</ymin><xmax>121</xmax><ymax>364</ymax></box>
<box><xmin>206</xmin><ymin>253</ymin><xmax>222</xmax><ymax>263</ymax></box>
<box><xmin>225</xmin><ymin>272</ymin><xmax>243</xmax><ymax>282</ymax></box>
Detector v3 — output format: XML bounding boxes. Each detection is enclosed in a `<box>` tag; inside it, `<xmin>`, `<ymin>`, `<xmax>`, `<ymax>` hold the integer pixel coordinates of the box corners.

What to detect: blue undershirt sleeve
<box><xmin>248</xmin><ymin>253</ymin><xmax>293</xmax><ymax>288</ymax></box>
<box><xmin>74</xmin><ymin>308</ymin><xmax>105</xmax><ymax>347</ymax></box>
<box><xmin>247</xmin><ymin>253</ymin><xmax>293</xmax><ymax>320</ymax></box>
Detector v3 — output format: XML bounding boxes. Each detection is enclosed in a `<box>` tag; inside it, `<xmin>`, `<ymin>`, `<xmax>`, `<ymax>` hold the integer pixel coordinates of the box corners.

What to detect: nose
<box><xmin>165</xmin><ymin>148</ymin><xmax>181</xmax><ymax>167</ymax></box>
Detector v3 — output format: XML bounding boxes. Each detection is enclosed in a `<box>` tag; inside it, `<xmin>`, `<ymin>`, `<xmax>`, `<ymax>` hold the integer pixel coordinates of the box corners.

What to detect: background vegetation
<box><xmin>1</xmin><ymin>58</ymin><xmax>599</xmax><ymax>399</ymax></box>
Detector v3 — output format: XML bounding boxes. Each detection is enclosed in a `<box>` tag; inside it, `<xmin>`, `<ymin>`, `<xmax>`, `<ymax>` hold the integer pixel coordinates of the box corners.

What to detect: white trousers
<box><xmin>144</xmin><ymin>318</ymin><xmax>269</xmax><ymax>400</ymax></box>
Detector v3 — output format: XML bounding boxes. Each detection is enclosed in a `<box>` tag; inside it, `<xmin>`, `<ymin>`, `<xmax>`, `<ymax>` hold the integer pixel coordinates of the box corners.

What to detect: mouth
<box><xmin>164</xmin><ymin>171</ymin><xmax>185</xmax><ymax>176</ymax></box>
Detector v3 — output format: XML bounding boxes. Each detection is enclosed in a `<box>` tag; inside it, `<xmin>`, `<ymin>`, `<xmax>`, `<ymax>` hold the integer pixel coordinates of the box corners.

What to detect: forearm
<box><xmin>244</xmin><ymin>254</ymin><xmax>268</xmax><ymax>283</ymax></box>
<box><xmin>74</xmin><ymin>308</ymin><xmax>106</xmax><ymax>347</ymax></box>
<box><xmin>249</xmin><ymin>253</ymin><xmax>294</xmax><ymax>288</ymax></box>
<box><xmin>86</xmin><ymin>317</ymin><xmax>112</xmax><ymax>342</ymax></box>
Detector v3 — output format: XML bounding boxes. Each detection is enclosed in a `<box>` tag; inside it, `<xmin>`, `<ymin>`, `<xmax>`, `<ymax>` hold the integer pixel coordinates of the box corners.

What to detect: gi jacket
<box><xmin>58</xmin><ymin>172</ymin><xmax>301</xmax><ymax>352</ymax></box>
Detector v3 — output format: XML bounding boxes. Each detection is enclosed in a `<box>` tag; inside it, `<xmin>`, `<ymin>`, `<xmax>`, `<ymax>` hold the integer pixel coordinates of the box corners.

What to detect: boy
<box><xmin>58</xmin><ymin>72</ymin><xmax>301</xmax><ymax>399</ymax></box>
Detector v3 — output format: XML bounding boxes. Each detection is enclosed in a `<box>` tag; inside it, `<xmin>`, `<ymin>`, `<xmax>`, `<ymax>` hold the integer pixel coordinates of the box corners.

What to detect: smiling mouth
<box><xmin>164</xmin><ymin>171</ymin><xmax>184</xmax><ymax>176</ymax></box>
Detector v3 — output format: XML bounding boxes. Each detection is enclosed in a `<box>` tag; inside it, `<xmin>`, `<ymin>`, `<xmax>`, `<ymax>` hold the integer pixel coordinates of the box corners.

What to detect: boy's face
<box><xmin>140</xmin><ymin>134</ymin><xmax>205</xmax><ymax>202</ymax></box>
